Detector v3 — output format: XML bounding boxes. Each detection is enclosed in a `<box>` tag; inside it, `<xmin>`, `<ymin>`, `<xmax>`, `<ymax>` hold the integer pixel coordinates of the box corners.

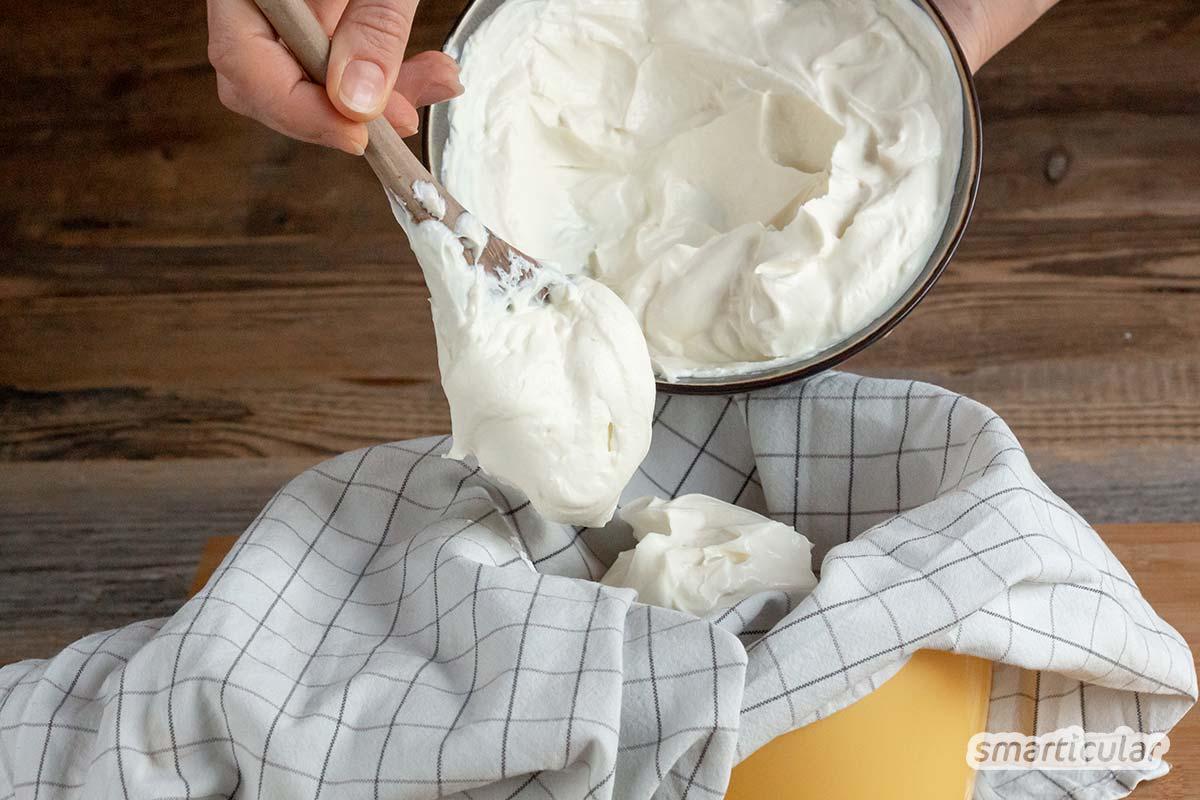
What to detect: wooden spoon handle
<box><xmin>251</xmin><ymin>0</ymin><xmax>464</xmax><ymax>224</ymax></box>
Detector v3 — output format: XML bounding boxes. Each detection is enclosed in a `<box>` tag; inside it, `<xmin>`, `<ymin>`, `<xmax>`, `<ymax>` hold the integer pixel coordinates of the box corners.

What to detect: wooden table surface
<box><xmin>1</xmin><ymin>0</ymin><xmax>1198</xmax><ymax>794</ymax></box>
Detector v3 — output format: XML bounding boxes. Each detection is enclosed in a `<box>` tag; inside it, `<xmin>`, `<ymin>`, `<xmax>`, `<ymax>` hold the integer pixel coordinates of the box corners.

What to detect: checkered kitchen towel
<box><xmin>1</xmin><ymin>372</ymin><xmax>1194</xmax><ymax>799</ymax></box>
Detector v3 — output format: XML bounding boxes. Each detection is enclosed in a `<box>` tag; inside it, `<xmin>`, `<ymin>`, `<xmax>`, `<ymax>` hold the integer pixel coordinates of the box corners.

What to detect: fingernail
<box><xmin>339</xmin><ymin>60</ymin><xmax>387</xmax><ymax>114</ymax></box>
<box><xmin>439</xmin><ymin>77</ymin><xmax>466</xmax><ymax>101</ymax></box>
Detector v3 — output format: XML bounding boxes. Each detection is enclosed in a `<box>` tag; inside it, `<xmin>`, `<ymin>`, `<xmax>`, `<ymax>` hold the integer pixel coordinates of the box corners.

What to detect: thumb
<box><xmin>326</xmin><ymin>0</ymin><xmax>419</xmax><ymax>122</ymax></box>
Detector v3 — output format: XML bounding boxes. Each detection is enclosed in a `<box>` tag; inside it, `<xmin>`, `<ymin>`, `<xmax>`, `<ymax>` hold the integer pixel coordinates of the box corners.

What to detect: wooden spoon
<box><xmin>253</xmin><ymin>0</ymin><xmax>536</xmax><ymax>279</ymax></box>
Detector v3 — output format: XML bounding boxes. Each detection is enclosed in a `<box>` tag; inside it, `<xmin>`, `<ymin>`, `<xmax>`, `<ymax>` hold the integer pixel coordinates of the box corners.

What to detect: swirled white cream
<box><xmin>442</xmin><ymin>0</ymin><xmax>963</xmax><ymax>378</ymax></box>
<box><xmin>601</xmin><ymin>495</ymin><xmax>819</xmax><ymax>616</ymax></box>
<box><xmin>392</xmin><ymin>183</ymin><xmax>655</xmax><ymax>526</ymax></box>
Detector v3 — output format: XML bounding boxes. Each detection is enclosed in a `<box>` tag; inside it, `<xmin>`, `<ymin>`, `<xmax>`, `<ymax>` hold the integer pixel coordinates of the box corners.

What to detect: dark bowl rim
<box><xmin>420</xmin><ymin>0</ymin><xmax>984</xmax><ymax>396</ymax></box>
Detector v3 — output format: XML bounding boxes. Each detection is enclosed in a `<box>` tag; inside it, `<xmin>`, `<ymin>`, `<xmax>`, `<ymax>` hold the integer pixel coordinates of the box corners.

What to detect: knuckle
<box><xmin>206</xmin><ymin>33</ymin><xmax>236</xmax><ymax>73</ymax></box>
<box><xmin>344</xmin><ymin>1</ymin><xmax>412</xmax><ymax>56</ymax></box>
<box><xmin>256</xmin><ymin>92</ymin><xmax>290</xmax><ymax>124</ymax></box>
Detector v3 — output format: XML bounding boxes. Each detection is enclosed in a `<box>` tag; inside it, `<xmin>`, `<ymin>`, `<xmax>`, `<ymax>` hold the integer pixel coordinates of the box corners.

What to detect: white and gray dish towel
<box><xmin>1</xmin><ymin>372</ymin><xmax>1194</xmax><ymax>799</ymax></box>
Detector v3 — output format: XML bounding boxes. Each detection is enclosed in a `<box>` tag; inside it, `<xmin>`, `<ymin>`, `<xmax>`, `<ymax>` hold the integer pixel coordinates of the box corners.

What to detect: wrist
<box><xmin>931</xmin><ymin>0</ymin><xmax>993</xmax><ymax>72</ymax></box>
<box><xmin>932</xmin><ymin>0</ymin><xmax>1059</xmax><ymax>73</ymax></box>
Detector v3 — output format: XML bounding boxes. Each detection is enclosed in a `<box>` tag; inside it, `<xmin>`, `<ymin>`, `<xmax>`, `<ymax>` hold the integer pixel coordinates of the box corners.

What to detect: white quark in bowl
<box><xmin>428</xmin><ymin>0</ymin><xmax>980</xmax><ymax>391</ymax></box>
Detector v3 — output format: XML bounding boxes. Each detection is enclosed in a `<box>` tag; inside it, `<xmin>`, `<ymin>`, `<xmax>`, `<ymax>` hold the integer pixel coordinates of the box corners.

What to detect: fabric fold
<box><xmin>1</xmin><ymin>373</ymin><xmax>1193</xmax><ymax>800</ymax></box>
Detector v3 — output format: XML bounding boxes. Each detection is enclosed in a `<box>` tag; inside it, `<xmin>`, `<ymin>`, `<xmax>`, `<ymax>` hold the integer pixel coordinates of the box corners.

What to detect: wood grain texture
<box><xmin>0</xmin><ymin>458</ymin><xmax>310</xmax><ymax>660</ymax></box>
<box><xmin>0</xmin><ymin>0</ymin><xmax>1198</xmax><ymax>790</ymax></box>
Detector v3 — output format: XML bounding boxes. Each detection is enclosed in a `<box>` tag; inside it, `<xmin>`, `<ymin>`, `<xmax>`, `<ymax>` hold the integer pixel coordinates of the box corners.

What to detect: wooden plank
<box><xmin>0</xmin><ymin>278</ymin><xmax>440</xmax><ymax>389</ymax></box>
<box><xmin>4</xmin><ymin>223</ymin><xmax>1199</xmax><ymax>386</ymax></box>
<box><xmin>0</xmin><ymin>381</ymin><xmax>450</xmax><ymax>459</ymax></box>
<box><xmin>3</xmin><ymin>214</ymin><xmax>1199</xmax><ymax>402</ymax></box>
<box><xmin>1</xmin><ymin>378</ymin><xmax>1198</xmax><ymax>524</ymax></box>
<box><xmin>0</xmin><ymin>458</ymin><xmax>309</xmax><ymax>662</ymax></box>
<box><xmin>2</xmin><ymin>358</ymin><xmax>1199</xmax><ymax>451</ymax></box>
<box><xmin>974</xmin><ymin>0</ymin><xmax>1200</xmax><ymax>120</ymax></box>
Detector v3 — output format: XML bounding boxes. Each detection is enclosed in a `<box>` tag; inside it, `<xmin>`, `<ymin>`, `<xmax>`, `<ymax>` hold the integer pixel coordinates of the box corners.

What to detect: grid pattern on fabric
<box><xmin>0</xmin><ymin>372</ymin><xmax>1194</xmax><ymax>800</ymax></box>
<box><xmin>731</xmin><ymin>375</ymin><xmax>1195</xmax><ymax>800</ymax></box>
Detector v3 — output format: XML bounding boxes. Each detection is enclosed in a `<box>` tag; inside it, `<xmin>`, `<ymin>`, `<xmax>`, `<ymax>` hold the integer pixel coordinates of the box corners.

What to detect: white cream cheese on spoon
<box><xmin>243</xmin><ymin>0</ymin><xmax>655</xmax><ymax>527</ymax></box>
<box><xmin>443</xmin><ymin>0</ymin><xmax>963</xmax><ymax>379</ymax></box>
<box><xmin>392</xmin><ymin>183</ymin><xmax>655</xmax><ymax>527</ymax></box>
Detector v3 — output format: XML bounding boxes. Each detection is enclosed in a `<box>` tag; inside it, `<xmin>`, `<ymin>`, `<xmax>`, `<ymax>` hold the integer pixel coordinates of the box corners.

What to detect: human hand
<box><xmin>934</xmin><ymin>0</ymin><xmax>1060</xmax><ymax>72</ymax></box>
<box><xmin>207</xmin><ymin>0</ymin><xmax>463</xmax><ymax>155</ymax></box>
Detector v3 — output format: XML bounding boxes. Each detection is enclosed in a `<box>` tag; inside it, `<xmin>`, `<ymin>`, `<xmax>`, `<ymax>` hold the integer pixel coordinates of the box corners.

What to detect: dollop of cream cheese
<box><xmin>601</xmin><ymin>495</ymin><xmax>819</xmax><ymax>616</ymax></box>
<box><xmin>443</xmin><ymin>0</ymin><xmax>963</xmax><ymax>378</ymax></box>
<box><xmin>392</xmin><ymin>183</ymin><xmax>655</xmax><ymax>527</ymax></box>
